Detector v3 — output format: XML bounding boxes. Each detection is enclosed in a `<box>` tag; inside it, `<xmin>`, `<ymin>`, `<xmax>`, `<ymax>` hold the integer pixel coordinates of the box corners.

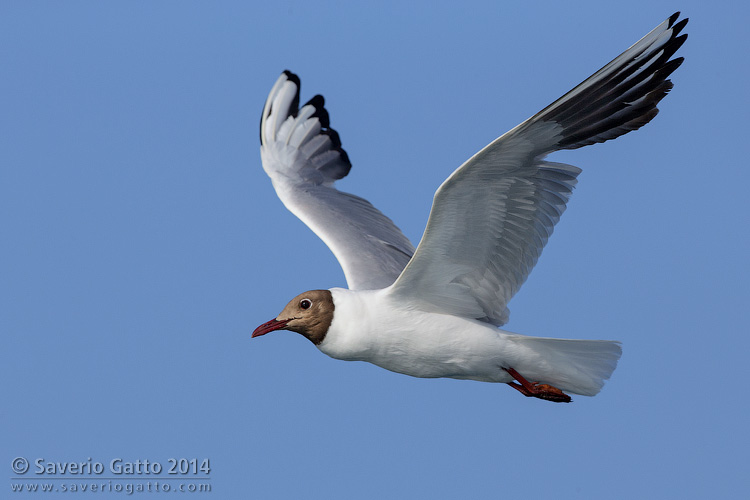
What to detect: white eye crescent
<box><xmin>299</xmin><ymin>299</ymin><xmax>312</xmax><ymax>310</ymax></box>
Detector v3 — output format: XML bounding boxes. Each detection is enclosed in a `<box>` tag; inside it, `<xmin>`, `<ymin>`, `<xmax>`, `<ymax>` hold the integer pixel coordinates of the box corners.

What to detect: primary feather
<box><xmin>260</xmin><ymin>72</ymin><xmax>414</xmax><ymax>290</ymax></box>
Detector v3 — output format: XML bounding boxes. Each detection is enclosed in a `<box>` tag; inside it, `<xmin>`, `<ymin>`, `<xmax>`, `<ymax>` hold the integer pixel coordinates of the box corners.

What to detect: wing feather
<box><xmin>260</xmin><ymin>71</ymin><xmax>415</xmax><ymax>290</ymax></box>
<box><xmin>388</xmin><ymin>13</ymin><xmax>687</xmax><ymax>325</ymax></box>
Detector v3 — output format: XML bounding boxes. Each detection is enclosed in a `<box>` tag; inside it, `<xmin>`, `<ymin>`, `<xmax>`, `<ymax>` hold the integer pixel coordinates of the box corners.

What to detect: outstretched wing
<box><xmin>388</xmin><ymin>13</ymin><xmax>687</xmax><ymax>325</ymax></box>
<box><xmin>260</xmin><ymin>71</ymin><xmax>415</xmax><ymax>290</ymax></box>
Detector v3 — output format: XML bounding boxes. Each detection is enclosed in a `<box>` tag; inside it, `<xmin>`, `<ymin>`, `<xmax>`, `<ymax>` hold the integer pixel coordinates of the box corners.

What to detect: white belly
<box><xmin>317</xmin><ymin>288</ymin><xmax>622</xmax><ymax>396</ymax></box>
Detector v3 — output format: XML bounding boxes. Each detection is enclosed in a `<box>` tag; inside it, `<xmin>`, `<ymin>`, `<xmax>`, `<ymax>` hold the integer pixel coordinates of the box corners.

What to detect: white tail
<box><xmin>508</xmin><ymin>335</ymin><xmax>622</xmax><ymax>396</ymax></box>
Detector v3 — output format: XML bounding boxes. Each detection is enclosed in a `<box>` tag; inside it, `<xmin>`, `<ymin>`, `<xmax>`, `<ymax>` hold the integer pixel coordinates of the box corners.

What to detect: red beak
<box><xmin>252</xmin><ymin>318</ymin><xmax>290</xmax><ymax>338</ymax></box>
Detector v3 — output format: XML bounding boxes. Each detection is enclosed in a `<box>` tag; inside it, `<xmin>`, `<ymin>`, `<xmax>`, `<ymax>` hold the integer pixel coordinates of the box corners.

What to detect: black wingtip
<box><xmin>549</xmin><ymin>12</ymin><xmax>689</xmax><ymax>151</ymax></box>
<box><xmin>306</xmin><ymin>94</ymin><xmax>325</xmax><ymax>108</ymax></box>
<box><xmin>321</xmin><ymin>128</ymin><xmax>342</xmax><ymax>149</ymax></box>
<box><xmin>259</xmin><ymin>70</ymin><xmax>302</xmax><ymax>145</ymax></box>
<box><xmin>282</xmin><ymin>69</ymin><xmax>300</xmax><ymax>87</ymax></box>
<box><xmin>671</xmin><ymin>33</ymin><xmax>688</xmax><ymax>57</ymax></box>
<box><xmin>302</xmin><ymin>92</ymin><xmax>351</xmax><ymax>174</ymax></box>
<box><xmin>262</xmin><ymin>70</ymin><xmax>353</xmax><ymax>178</ymax></box>
<box><xmin>338</xmin><ymin>149</ymin><xmax>352</xmax><ymax>170</ymax></box>
<box><xmin>320</xmin><ymin>129</ymin><xmax>352</xmax><ymax>177</ymax></box>
<box><xmin>672</xmin><ymin>18</ymin><xmax>689</xmax><ymax>38</ymax></box>
<box><xmin>305</xmin><ymin>95</ymin><xmax>330</xmax><ymax>129</ymax></box>
<box><xmin>271</xmin><ymin>70</ymin><xmax>302</xmax><ymax>119</ymax></box>
<box><xmin>280</xmin><ymin>70</ymin><xmax>301</xmax><ymax>117</ymax></box>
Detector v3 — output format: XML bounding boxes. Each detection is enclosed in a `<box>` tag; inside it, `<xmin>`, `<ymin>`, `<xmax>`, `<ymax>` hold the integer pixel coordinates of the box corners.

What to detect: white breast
<box><xmin>318</xmin><ymin>287</ymin><xmax>515</xmax><ymax>382</ymax></box>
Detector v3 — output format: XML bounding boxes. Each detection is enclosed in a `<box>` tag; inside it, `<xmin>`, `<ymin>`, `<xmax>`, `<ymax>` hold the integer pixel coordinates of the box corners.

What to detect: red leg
<box><xmin>503</xmin><ymin>367</ymin><xmax>572</xmax><ymax>403</ymax></box>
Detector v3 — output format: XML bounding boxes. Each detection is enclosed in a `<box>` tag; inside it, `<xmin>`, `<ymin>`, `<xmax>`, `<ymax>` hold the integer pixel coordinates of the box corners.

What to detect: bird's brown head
<box><xmin>252</xmin><ymin>289</ymin><xmax>334</xmax><ymax>345</ymax></box>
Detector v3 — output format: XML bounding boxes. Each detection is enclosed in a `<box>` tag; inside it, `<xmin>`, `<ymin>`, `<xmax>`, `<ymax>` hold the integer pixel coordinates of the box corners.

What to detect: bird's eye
<box><xmin>299</xmin><ymin>299</ymin><xmax>312</xmax><ymax>310</ymax></box>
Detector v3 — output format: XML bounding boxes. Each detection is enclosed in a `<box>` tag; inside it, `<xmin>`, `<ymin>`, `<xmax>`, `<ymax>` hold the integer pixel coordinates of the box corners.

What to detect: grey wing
<box><xmin>260</xmin><ymin>71</ymin><xmax>415</xmax><ymax>290</ymax></box>
<box><xmin>388</xmin><ymin>13</ymin><xmax>687</xmax><ymax>325</ymax></box>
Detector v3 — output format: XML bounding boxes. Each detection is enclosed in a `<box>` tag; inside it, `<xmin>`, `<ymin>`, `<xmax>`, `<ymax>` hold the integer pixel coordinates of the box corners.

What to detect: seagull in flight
<box><xmin>253</xmin><ymin>13</ymin><xmax>687</xmax><ymax>402</ymax></box>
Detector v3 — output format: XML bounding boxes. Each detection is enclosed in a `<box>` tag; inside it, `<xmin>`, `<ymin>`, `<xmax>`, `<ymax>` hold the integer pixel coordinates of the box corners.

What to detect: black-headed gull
<box><xmin>253</xmin><ymin>13</ymin><xmax>687</xmax><ymax>403</ymax></box>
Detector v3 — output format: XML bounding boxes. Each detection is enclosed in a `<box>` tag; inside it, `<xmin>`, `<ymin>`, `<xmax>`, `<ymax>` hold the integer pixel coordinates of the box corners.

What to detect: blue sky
<box><xmin>2</xmin><ymin>1</ymin><xmax>748</xmax><ymax>498</ymax></box>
